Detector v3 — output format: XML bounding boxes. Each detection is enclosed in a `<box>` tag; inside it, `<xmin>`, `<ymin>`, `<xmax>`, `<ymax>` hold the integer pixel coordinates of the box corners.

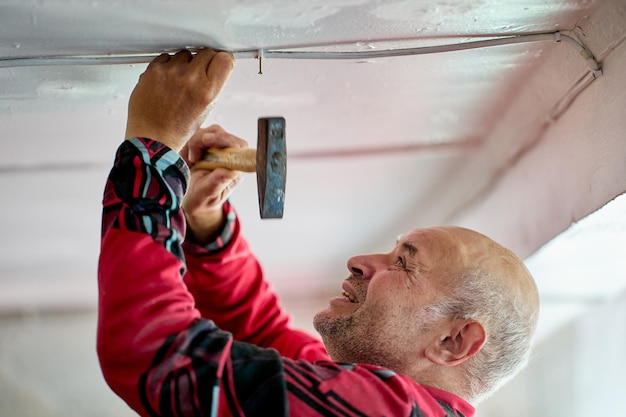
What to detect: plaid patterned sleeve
<box><xmin>183</xmin><ymin>200</ymin><xmax>237</xmax><ymax>256</ymax></box>
<box><xmin>101</xmin><ymin>137</ymin><xmax>190</xmax><ymax>264</ymax></box>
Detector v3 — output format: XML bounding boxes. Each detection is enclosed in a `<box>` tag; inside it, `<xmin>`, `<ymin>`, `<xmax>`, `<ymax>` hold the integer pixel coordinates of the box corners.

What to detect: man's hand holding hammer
<box><xmin>181</xmin><ymin>125</ymin><xmax>249</xmax><ymax>244</ymax></box>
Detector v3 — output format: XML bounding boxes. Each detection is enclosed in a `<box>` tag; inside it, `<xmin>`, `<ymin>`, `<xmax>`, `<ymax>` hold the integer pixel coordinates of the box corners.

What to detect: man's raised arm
<box><xmin>97</xmin><ymin>49</ymin><xmax>242</xmax><ymax>415</ymax></box>
<box><xmin>179</xmin><ymin>126</ymin><xmax>328</xmax><ymax>362</ymax></box>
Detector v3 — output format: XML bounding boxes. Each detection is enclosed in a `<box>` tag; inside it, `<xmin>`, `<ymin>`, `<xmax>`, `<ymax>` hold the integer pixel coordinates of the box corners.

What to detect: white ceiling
<box><xmin>1</xmin><ymin>0</ymin><xmax>625</xmax><ymax>346</ymax></box>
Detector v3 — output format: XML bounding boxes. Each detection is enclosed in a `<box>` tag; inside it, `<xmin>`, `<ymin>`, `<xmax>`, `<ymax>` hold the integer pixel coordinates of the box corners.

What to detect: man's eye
<box><xmin>396</xmin><ymin>257</ymin><xmax>406</xmax><ymax>268</ymax></box>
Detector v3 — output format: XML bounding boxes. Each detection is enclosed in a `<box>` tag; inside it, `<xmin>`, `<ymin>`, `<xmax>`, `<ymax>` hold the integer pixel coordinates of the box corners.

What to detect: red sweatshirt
<box><xmin>97</xmin><ymin>137</ymin><xmax>475</xmax><ymax>417</ymax></box>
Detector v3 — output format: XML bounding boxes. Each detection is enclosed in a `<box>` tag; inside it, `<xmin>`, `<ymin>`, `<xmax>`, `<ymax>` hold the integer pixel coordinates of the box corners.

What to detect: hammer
<box><xmin>193</xmin><ymin>117</ymin><xmax>286</xmax><ymax>219</ymax></box>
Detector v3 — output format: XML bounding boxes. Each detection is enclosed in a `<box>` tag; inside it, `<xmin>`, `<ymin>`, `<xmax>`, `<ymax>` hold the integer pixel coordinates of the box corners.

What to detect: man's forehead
<box><xmin>396</xmin><ymin>228</ymin><xmax>434</xmax><ymax>243</ymax></box>
<box><xmin>395</xmin><ymin>229</ymin><xmax>432</xmax><ymax>253</ymax></box>
<box><xmin>397</xmin><ymin>230</ymin><xmax>419</xmax><ymax>244</ymax></box>
<box><xmin>396</xmin><ymin>229</ymin><xmax>474</xmax><ymax>285</ymax></box>
<box><xmin>396</xmin><ymin>228</ymin><xmax>461</xmax><ymax>257</ymax></box>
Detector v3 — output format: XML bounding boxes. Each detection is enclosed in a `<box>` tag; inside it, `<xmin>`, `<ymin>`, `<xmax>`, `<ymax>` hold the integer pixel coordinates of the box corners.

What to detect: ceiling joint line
<box><xmin>0</xmin><ymin>31</ymin><xmax>602</xmax><ymax>75</ymax></box>
<box><xmin>441</xmin><ymin>37</ymin><xmax>603</xmax><ymax>225</ymax></box>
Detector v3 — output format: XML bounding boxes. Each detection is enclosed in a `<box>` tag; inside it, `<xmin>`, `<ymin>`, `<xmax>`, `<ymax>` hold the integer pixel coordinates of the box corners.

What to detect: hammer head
<box><xmin>257</xmin><ymin>117</ymin><xmax>286</xmax><ymax>219</ymax></box>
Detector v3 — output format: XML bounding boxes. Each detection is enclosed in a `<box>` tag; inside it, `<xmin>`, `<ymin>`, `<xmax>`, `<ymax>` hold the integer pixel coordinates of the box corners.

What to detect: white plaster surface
<box><xmin>0</xmin><ymin>0</ymin><xmax>625</xmax><ymax>414</ymax></box>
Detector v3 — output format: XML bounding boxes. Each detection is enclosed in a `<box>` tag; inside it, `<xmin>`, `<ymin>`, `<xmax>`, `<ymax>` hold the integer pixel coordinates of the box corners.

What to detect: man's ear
<box><xmin>424</xmin><ymin>320</ymin><xmax>486</xmax><ymax>367</ymax></box>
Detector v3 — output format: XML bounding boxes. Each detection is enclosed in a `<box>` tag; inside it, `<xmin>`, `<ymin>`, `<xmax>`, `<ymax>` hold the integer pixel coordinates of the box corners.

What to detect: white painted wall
<box><xmin>477</xmin><ymin>289</ymin><xmax>626</xmax><ymax>417</ymax></box>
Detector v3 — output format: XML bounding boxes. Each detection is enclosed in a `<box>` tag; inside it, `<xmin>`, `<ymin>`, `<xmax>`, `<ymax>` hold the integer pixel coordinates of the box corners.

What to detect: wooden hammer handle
<box><xmin>194</xmin><ymin>147</ymin><xmax>257</xmax><ymax>172</ymax></box>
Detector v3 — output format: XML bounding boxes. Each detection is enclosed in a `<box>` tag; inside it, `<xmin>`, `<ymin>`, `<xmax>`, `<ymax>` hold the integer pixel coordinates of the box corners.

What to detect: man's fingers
<box><xmin>204</xmin><ymin>51</ymin><xmax>235</xmax><ymax>99</ymax></box>
<box><xmin>192</xmin><ymin>168</ymin><xmax>241</xmax><ymax>202</ymax></box>
<box><xmin>202</xmin><ymin>131</ymin><xmax>248</xmax><ymax>149</ymax></box>
<box><xmin>211</xmin><ymin>169</ymin><xmax>242</xmax><ymax>201</ymax></box>
<box><xmin>143</xmin><ymin>53</ymin><xmax>170</xmax><ymax>75</ymax></box>
<box><xmin>189</xmin><ymin>48</ymin><xmax>218</xmax><ymax>73</ymax></box>
<box><xmin>171</xmin><ymin>49</ymin><xmax>193</xmax><ymax>64</ymax></box>
<box><xmin>151</xmin><ymin>53</ymin><xmax>171</xmax><ymax>65</ymax></box>
<box><xmin>187</xmin><ymin>133</ymin><xmax>245</xmax><ymax>164</ymax></box>
<box><xmin>205</xmin><ymin>51</ymin><xmax>235</xmax><ymax>77</ymax></box>
<box><xmin>187</xmin><ymin>128</ymin><xmax>249</xmax><ymax>164</ymax></box>
<box><xmin>126</xmin><ymin>47</ymin><xmax>235</xmax><ymax>152</ymax></box>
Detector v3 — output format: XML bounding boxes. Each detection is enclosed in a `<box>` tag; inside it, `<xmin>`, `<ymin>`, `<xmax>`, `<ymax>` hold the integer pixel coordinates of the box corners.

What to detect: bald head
<box><xmin>411</xmin><ymin>226</ymin><xmax>540</xmax><ymax>402</ymax></box>
<box><xmin>430</xmin><ymin>226</ymin><xmax>539</xmax><ymax>319</ymax></box>
<box><xmin>396</xmin><ymin>226</ymin><xmax>538</xmax><ymax>316</ymax></box>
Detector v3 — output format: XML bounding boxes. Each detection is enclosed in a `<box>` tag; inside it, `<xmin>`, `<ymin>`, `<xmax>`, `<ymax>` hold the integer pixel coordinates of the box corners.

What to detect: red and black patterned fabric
<box><xmin>97</xmin><ymin>138</ymin><xmax>475</xmax><ymax>417</ymax></box>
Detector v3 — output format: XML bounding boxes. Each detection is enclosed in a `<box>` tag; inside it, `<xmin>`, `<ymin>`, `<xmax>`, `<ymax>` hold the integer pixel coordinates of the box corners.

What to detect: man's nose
<box><xmin>347</xmin><ymin>254</ymin><xmax>382</xmax><ymax>279</ymax></box>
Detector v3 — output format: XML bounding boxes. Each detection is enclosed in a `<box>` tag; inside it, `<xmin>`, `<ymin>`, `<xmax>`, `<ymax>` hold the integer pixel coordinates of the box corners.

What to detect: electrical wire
<box><xmin>0</xmin><ymin>31</ymin><xmax>602</xmax><ymax>75</ymax></box>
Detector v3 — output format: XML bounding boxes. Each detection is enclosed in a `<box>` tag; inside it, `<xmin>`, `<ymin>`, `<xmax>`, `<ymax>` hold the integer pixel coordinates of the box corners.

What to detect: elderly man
<box><xmin>98</xmin><ymin>49</ymin><xmax>539</xmax><ymax>417</ymax></box>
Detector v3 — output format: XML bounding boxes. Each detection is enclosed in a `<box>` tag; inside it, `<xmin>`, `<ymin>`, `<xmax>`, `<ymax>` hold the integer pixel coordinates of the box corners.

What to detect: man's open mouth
<box><xmin>341</xmin><ymin>291</ymin><xmax>358</xmax><ymax>303</ymax></box>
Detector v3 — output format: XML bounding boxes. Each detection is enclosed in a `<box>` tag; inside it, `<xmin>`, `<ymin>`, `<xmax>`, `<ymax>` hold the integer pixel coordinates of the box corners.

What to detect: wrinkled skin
<box><xmin>313</xmin><ymin>226</ymin><xmax>539</xmax><ymax>385</ymax></box>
